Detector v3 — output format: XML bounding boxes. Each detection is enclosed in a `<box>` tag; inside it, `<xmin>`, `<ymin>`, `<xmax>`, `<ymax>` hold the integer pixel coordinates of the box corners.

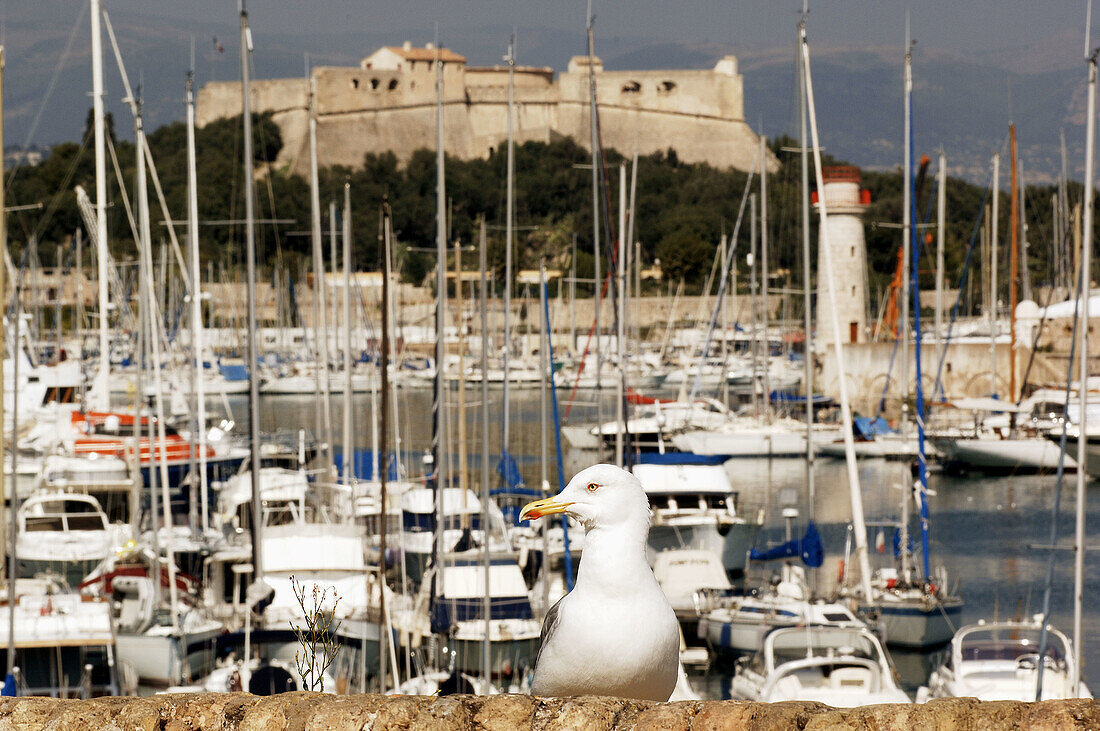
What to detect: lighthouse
<box><xmin>814</xmin><ymin>165</ymin><xmax>870</xmax><ymax>345</ymax></box>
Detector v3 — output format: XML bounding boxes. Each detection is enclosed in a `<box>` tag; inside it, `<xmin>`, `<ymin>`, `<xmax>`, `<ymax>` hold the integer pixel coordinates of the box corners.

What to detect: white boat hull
<box><xmin>933</xmin><ymin>436</ymin><xmax>1076</xmax><ymax>472</ymax></box>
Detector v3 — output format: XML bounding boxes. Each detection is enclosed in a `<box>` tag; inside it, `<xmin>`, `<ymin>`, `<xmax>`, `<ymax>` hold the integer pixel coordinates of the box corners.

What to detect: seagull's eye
<box><xmin>586</xmin><ymin>482</ymin><xmax>599</xmax><ymax>493</ymax></box>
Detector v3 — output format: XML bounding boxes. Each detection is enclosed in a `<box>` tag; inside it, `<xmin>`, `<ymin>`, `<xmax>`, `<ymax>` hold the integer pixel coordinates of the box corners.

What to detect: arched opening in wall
<box><xmin>850</xmin><ymin>285</ymin><xmax>856</xmax><ymax>297</ymax></box>
<box><xmin>849</xmin><ymin>245</ymin><xmax>855</xmax><ymax>258</ymax></box>
<box><xmin>621</xmin><ymin>81</ymin><xmax>641</xmax><ymax>94</ymax></box>
<box><xmin>370</xmin><ymin>77</ymin><xmax>381</xmax><ymax>90</ymax></box>
<box><xmin>658</xmin><ymin>80</ymin><xmax>677</xmax><ymax>93</ymax></box>
<box><xmin>388</xmin><ymin>78</ymin><xmax>399</xmax><ymax>90</ymax></box>
<box><xmin>351</xmin><ymin>79</ymin><xmax>360</xmax><ymax>89</ymax></box>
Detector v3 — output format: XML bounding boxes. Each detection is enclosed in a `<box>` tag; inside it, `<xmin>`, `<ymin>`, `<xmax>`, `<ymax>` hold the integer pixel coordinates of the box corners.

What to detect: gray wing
<box><xmin>534</xmin><ymin>595</ymin><xmax>566</xmax><ymax>670</ymax></box>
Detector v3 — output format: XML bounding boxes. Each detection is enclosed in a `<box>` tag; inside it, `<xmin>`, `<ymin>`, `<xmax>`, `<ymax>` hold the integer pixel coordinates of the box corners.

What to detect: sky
<box><xmin>87</xmin><ymin>0</ymin><xmax>1087</xmax><ymax>60</ymax></box>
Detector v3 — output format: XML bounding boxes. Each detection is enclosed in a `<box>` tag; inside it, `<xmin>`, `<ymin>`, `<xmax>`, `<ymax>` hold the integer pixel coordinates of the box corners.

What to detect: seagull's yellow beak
<box><xmin>519</xmin><ymin>497</ymin><xmax>573</xmax><ymax>522</ymax></box>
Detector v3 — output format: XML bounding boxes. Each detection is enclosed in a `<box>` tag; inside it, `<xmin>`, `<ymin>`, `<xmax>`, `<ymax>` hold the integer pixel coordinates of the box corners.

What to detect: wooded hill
<box><xmin>6</xmin><ymin>112</ymin><xmax>1080</xmax><ymax>320</ymax></box>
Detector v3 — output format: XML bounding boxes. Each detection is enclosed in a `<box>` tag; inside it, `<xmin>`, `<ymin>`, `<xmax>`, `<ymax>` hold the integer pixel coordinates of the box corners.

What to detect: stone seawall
<box><xmin>5</xmin><ymin>693</ymin><xmax>1099</xmax><ymax>730</ymax></box>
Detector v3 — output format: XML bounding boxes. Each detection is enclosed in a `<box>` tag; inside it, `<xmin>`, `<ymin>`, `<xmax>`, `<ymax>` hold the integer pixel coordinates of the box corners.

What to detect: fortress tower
<box><xmin>814</xmin><ymin>166</ymin><xmax>870</xmax><ymax>345</ymax></box>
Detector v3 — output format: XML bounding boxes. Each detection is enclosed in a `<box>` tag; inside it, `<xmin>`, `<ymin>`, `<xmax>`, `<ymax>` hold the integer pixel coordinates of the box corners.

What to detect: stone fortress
<box><xmin>196</xmin><ymin>42</ymin><xmax>775</xmax><ymax>175</ymax></box>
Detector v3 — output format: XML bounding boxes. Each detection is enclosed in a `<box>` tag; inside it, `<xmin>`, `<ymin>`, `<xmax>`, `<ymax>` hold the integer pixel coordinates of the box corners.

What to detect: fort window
<box><xmin>658</xmin><ymin>80</ymin><xmax>677</xmax><ymax>93</ymax></box>
<box><xmin>351</xmin><ymin>79</ymin><xmax>359</xmax><ymax>89</ymax></box>
<box><xmin>621</xmin><ymin>81</ymin><xmax>641</xmax><ymax>94</ymax></box>
<box><xmin>388</xmin><ymin>79</ymin><xmax>398</xmax><ymax>90</ymax></box>
<box><xmin>370</xmin><ymin>77</ymin><xmax>381</xmax><ymax>90</ymax></box>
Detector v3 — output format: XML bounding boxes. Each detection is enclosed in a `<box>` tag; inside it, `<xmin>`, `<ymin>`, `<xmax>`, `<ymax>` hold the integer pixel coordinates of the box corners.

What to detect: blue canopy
<box><xmin>635</xmin><ymin>452</ymin><xmax>729</xmax><ymax>466</ymax></box>
<box><xmin>769</xmin><ymin>390</ymin><xmax>835</xmax><ymax>407</ymax></box>
<box><xmin>748</xmin><ymin>521</ymin><xmax>824</xmax><ymax>568</ymax></box>
<box><xmin>332</xmin><ymin>450</ymin><xmax>401</xmax><ymax>481</ymax></box>
<box><xmin>496</xmin><ymin>451</ymin><xmax>526</xmax><ymax>490</ymax></box>
<box><xmin>853</xmin><ymin>416</ymin><xmax>896</xmax><ymax>439</ymax></box>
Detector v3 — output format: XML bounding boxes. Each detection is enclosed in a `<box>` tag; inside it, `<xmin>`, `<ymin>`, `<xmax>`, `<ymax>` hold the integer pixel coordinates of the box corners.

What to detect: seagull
<box><xmin>519</xmin><ymin>464</ymin><xmax>679</xmax><ymax>701</ymax></box>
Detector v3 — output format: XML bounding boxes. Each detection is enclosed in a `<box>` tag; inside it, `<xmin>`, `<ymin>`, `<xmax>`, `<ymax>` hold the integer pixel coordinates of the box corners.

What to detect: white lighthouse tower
<box><xmin>815</xmin><ymin>165</ymin><xmax>870</xmax><ymax>345</ymax></box>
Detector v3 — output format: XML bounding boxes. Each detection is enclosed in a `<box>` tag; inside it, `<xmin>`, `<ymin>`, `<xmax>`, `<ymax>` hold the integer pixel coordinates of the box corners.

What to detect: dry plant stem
<box><xmin>290</xmin><ymin>576</ymin><xmax>342</xmax><ymax>692</ymax></box>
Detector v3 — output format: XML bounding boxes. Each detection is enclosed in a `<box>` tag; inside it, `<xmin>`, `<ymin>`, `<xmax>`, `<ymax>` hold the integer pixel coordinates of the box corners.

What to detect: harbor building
<box><xmin>196</xmin><ymin>42</ymin><xmax>776</xmax><ymax>175</ymax></box>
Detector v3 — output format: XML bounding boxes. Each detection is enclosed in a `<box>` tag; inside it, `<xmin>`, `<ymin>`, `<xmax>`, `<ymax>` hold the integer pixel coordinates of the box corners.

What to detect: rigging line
<box><xmin>932</xmin><ymin>172</ymin><xmax>994</xmax><ymax>400</ymax></box>
<box><xmin>1033</xmin><ymin>246</ymin><xmax>1083</xmax><ymax>700</ymax></box>
<box><xmin>17</xmin><ymin>128</ymin><xmax>92</xmax><ymax>243</ymax></box>
<box><xmin>6</xmin><ymin>1</ymin><xmax>85</xmax><ymax>192</ymax></box>
<box><xmin>1016</xmin><ymin>215</ymin><xmax>1078</xmax><ymax>399</ymax></box>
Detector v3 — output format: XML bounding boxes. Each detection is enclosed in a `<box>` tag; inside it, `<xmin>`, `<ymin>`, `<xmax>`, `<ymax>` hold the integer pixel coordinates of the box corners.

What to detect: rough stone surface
<box><xmin>4</xmin><ymin>695</ymin><xmax>1100</xmax><ymax>730</ymax></box>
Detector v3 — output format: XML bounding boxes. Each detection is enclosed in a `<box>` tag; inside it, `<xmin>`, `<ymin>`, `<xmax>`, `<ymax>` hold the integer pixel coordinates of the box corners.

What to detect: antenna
<box><xmin>1087</xmin><ymin>0</ymin><xmax>1094</xmax><ymax>60</ymax></box>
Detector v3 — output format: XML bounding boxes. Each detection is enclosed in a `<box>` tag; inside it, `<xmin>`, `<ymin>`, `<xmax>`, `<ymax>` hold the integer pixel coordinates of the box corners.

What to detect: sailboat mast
<box><xmin>1009</xmin><ymin>126</ymin><xmax>1019</xmax><ymax>401</ymax></box>
<box><xmin>936</xmin><ymin>154</ymin><xmax>946</xmax><ymax>362</ymax></box>
<box><xmin>308</xmin><ymin>70</ymin><xmax>333</xmax><ymax>475</ymax></box>
<box><xmin>901</xmin><ymin>23</ymin><xmax>911</xmax><ymax>436</ymax></box>
<box><xmin>186</xmin><ymin>60</ymin><xmax>209</xmax><ymax>533</ymax></box>
<box><xmin>615</xmin><ymin>162</ymin><xmax>626</xmax><ymax>467</ymax></box>
<box><xmin>240</xmin><ymin>1</ymin><xmax>263</xmax><ymax>579</ymax></box>
<box><xmin>587</xmin><ymin>1</ymin><xmax>604</xmax><ymax>462</ymax></box>
<box><xmin>342</xmin><ymin>183</ymin><xmax>353</xmax><ymax>482</ymax></box>
<box><xmin>432</xmin><ymin>40</ymin><xmax>448</xmax><ymax>581</ymax></box>
<box><xmin>1073</xmin><ymin>32</ymin><xmax>1097</xmax><ymax>698</ymax></box>
<box><xmin>906</xmin><ymin>44</ymin><xmax>932</xmax><ymax>582</ymax></box>
<box><xmin>990</xmin><ymin>153</ymin><xmax>999</xmax><ymax>396</ymax></box>
<box><xmin>800</xmin><ymin>19</ymin><xmax>874</xmax><ymax>602</ymax></box>
<box><xmin>379</xmin><ymin>202</ymin><xmax>394</xmax><ymax>691</ymax></box>
<box><xmin>478</xmin><ymin>218</ymin><xmax>492</xmax><ymax>685</ymax></box>
<box><xmin>137</xmin><ymin>98</ymin><xmax>180</xmax><ymax>629</ymax></box>
<box><xmin>502</xmin><ymin>33</ymin><xmax>515</xmax><ymax>466</ymax></box>
<box><xmin>799</xmin><ymin>14</ymin><xmax>815</xmax><ymax>515</ymax></box>
<box><xmin>90</xmin><ymin>0</ymin><xmax>110</xmax><ymax>410</ymax></box>
<box><xmin>760</xmin><ymin>135</ymin><xmax>770</xmax><ymax>419</ymax></box>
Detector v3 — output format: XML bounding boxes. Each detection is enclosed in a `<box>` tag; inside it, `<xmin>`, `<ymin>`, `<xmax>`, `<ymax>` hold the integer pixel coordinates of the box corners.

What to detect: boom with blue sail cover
<box><xmin>748</xmin><ymin>522</ymin><xmax>824</xmax><ymax>568</ymax></box>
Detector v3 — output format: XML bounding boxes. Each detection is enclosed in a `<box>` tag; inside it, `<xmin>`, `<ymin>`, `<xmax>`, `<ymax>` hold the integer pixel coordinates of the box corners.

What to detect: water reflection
<box><xmin>237</xmin><ymin>389</ymin><xmax>1100</xmax><ymax>698</ymax></box>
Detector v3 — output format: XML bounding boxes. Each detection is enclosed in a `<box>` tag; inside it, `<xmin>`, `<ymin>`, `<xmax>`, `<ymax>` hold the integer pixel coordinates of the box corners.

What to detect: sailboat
<box><xmin>846</xmin><ymin>31</ymin><xmax>962</xmax><ymax>648</ymax></box>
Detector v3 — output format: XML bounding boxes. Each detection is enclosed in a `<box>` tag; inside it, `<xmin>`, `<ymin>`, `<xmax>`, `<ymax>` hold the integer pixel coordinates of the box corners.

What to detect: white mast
<box><xmin>901</xmin><ymin>23</ymin><xmax>911</xmax><ymax>436</ymax></box>
<box><xmin>1073</xmin><ymin>13</ymin><xmax>1097</xmax><ymax>695</ymax></box>
<box><xmin>799</xmin><ymin>8</ymin><xmax>816</xmax><ymax>517</ymax></box>
<box><xmin>240</xmin><ymin>1</ymin><xmax>263</xmax><ymax>580</ymax></box>
<box><xmin>136</xmin><ymin>98</ymin><xmax>180</xmax><ymax>629</ymax></box>
<box><xmin>186</xmin><ymin>59</ymin><xmax>209</xmax><ymax>532</ymax></box>
<box><xmin>615</xmin><ymin>162</ymin><xmax>626</xmax><ymax>467</ymax></box>
<box><xmin>936</xmin><ymin>153</ymin><xmax>946</xmax><ymax>360</ymax></box>
<box><xmin>800</xmin><ymin>19</ymin><xmax>874</xmax><ymax>602</ymax></box>
<box><xmin>308</xmin><ymin>69</ymin><xmax>333</xmax><ymax>475</ymax></box>
<box><xmin>502</xmin><ymin>33</ymin><xmax>515</xmax><ymax>464</ymax></box>
<box><xmin>760</xmin><ymin>135</ymin><xmax>770</xmax><ymax>420</ymax></box>
<box><xmin>990</xmin><ymin>153</ymin><xmax>999</xmax><ymax>395</ymax></box>
<box><xmin>587</xmin><ymin>0</ymin><xmax>604</xmax><ymax>461</ymax></box>
<box><xmin>343</xmin><ymin>183</ymin><xmax>353</xmax><ymax>483</ymax></box>
<box><xmin>90</xmin><ymin>0</ymin><xmax>110</xmax><ymax>410</ymax></box>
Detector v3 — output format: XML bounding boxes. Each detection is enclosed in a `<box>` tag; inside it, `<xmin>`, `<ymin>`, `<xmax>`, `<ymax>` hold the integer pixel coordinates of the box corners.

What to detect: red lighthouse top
<box><xmin>823</xmin><ymin>165</ymin><xmax>860</xmax><ymax>183</ymax></box>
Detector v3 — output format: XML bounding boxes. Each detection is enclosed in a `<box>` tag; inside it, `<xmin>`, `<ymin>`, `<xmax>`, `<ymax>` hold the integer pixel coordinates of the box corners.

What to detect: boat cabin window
<box><xmin>24</xmin><ymin>516</ymin><xmax>65</xmax><ymax>532</ymax></box>
<box><xmin>771</xmin><ymin>629</ymin><xmax>878</xmax><ymax>666</ymax></box>
<box><xmin>823</xmin><ymin>612</ymin><xmax>854</xmax><ymax>623</ymax></box>
<box><xmin>42</xmin><ymin>386</ymin><xmax>77</xmax><ymax>405</ymax></box>
<box><xmin>67</xmin><ymin>514</ymin><xmax>109</xmax><ymax>531</ymax></box>
<box><xmin>959</xmin><ymin>627</ymin><xmax>1067</xmax><ymax>662</ymax></box>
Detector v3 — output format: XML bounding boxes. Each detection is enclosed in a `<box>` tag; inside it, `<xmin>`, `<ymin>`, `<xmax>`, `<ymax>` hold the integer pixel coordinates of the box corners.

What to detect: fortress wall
<box><xmin>465</xmin><ymin>67</ymin><xmax>556</xmax><ymax>88</ymax></box>
<box><xmin>560</xmin><ymin>68</ymin><xmax>745</xmax><ymax>120</ymax></box>
<box><xmin>197</xmin><ymin>54</ymin><xmax>770</xmax><ymax>175</ymax></box>
<box><xmin>4</xmin><ymin>693</ymin><xmax>1099</xmax><ymax>730</ymax></box>
<box><xmin>196</xmin><ymin>78</ymin><xmax>308</xmax><ymax>128</ymax></box>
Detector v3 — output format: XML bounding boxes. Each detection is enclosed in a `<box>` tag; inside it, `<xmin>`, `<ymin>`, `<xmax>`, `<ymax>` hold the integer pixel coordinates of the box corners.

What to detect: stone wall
<box><xmin>195</xmin><ymin>52</ymin><xmax>776</xmax><ymax>177</ymax></box>
<box><xmin>4</xmin><ymin>693</ymin><xmax>1099</xmax><ymax>730</ymax></box>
